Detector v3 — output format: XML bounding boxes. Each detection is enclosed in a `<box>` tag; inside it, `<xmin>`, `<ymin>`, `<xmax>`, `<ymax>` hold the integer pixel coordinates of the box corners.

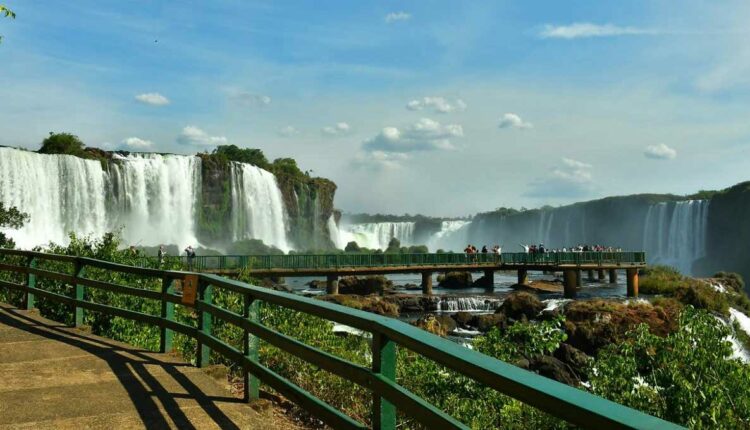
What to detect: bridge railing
<box><xmin>0</xmin><ymin>249</ymin><xmax>674</xmax><ymax>430</ymax></box>
<box><xmin>142</xmin><ymin>251</ymin><xmax>646</xmax><ymax>272</ymax></box>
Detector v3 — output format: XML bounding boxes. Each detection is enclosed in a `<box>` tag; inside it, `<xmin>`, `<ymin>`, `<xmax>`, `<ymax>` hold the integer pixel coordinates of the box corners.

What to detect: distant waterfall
<box><xmin>427</xmin><ymin>220</ymin><xmax>471</xmax><ymax>251</ymax></box>
<box><xmin>643</xmin><ymin>200</ymin><xmax>709</xmax><ymax>274</ymax></box>
<box><xmin>109</xmin><ymin>153</ymin><xmax>201</xmax><ymax>249</ymax></box>
<box><xmin>339</xmin><ymin>222</ymin><xmax>416</xmax><ymax>250</ymax></box>
<box><xmin>0</xmin><ymin>148</ymin><xmax>109</xmax><ymax>248</ymax></box>
<box><xmin>230</xmin><ymin>162</ymin><xmax>291</xmax><ymax>252</ymax></box>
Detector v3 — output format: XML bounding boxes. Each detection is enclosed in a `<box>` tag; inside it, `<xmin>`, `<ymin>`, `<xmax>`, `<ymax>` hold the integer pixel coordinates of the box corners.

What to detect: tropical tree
<box><xmin>0</xmin><ymin>202</ymin><xmax>28</xmax><ymax>248</ymax></box>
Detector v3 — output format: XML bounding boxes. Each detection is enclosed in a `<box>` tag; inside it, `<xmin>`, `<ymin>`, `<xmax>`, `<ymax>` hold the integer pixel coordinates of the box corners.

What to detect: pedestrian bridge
<box><xmin>0</xmin><ymin>249</ymin><xmax>675</xmax><ymax>430</ymax></box>
<box><xmin>154</xmin><ymin>251</ymin><xmax>647</xmax><ymax>298</ymax></box>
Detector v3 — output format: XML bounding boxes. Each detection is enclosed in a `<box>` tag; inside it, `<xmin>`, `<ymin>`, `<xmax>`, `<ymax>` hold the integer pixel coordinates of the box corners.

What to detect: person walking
<box><xmin>185</xmin><ymin>246</ymin><xmax>196</xmax><ymax>271</ymax></box>
<box><xmin>157</xmin><ymin>245</ymin><xmax>166</xmax><ymax>266</ymax></box>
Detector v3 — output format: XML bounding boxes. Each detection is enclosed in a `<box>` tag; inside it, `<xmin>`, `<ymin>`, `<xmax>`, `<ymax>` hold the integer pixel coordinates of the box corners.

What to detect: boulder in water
<box><xmin>554</xmin><ymin>343</ymin><xmax>591</xmax><ymax>378</ymax></box>
<box><xmin>500</xmin><ymin>292</ymin><xmax>544</xmax><ymax>320</ymax></box>
<box><xmin>338</xmin><ymin>275</ymin><xmax>393</xmax><ymax>295</ymax></box>
<box><xmin>471</xmin><ymin>275</ymin><xmax>493</xmax><ymax>289</ymax></box>
<box><xmin>414</xmin><ymin>314</ymin><xmax>456</xmax><ymax>337</ymax></box>
<box><xmin>528</xmin><ymin>354</ymin><xmax>580</xmax><ymax>386</ymax></box>
<box><xmin>438</xmin><ymin>272</ymin><xmax>473</xmax><ymax>289</ymax></box>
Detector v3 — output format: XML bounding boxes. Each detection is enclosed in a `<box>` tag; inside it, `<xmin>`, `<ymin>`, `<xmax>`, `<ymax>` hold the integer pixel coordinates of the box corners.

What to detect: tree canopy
<box><xmin>38</xmin><ymin>132</ymin><xmax>89</xmax><ymax>158</ymax></box>
<box><xmin>0</xmin><ymin>202</ymin><xmax>28</xmax><ymax>248</ymax></box>
<box><xmin>211</xmin><ymin>145</ymin><xmax>269</xmax><ymax>169</ymax></box>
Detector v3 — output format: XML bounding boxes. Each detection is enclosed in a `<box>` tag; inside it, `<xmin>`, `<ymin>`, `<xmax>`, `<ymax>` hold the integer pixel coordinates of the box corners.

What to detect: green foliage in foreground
<box><xmin>640</xmin><ymin>265</ymin><xmax>733</xmax><ymax>315</ymax></box>
<box><xmin>0</xmin><ymin>203</ymin><xmax>28</xmax><ymax>249</ymax></box>
<box><xmin>3</xmin><ymin>233</ymin><xmax>750</xmax><ymax>428</ymax></box>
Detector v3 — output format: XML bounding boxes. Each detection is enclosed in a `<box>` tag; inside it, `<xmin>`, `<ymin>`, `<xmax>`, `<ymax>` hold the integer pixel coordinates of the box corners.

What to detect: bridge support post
<box><xmin>576</xmin><ymin>270</ymin><xmax>583</xmax><ymax>288</ymax></box>
<box><xmin>159</xmin><ymin>278</ymin><xmax>175</xmax><ymax>353</ymax></box>
<box><xmin>484</xmin><ymin>270</ymin><xmax>495</xmax><ymax>290</ymax></box>
<box><xmin>598</xmin><ymin>269</ymin><xmax>606</xmax><ymax>282</ymax></box>
<box><xmin>243</xmin><ymin>293</ymin><xmax>260</xmax><ymax>402</ymax></box>
<box><xmin>24</xmin><ymin>257</ymin><xmax>36</xmax><ymax>310</ymax></box>
<box><xmin>517</xmin><ymin>269</ymin><xmax>528</xmax><ymax>285</ymax></box>
<box><xmin>196</xmin><ymin>281</ymin><xmax>213</xmax><ymax>368</ymax></box>
<box><xmin>563</xmin><ymin>270</ymin><xmax>577</xmax><ymax>299</ymax></box>
<box><xmin>421</xmin><ymin>272</ymin><xmax>433</xmax><ymax>295</ymax></box>
<box><xmin>73</xmin><ymin>260</ymin><xmax>86</xmax><ymax>328</ymax></box>
<box><xmin>626</xmin><ymin>268</ymin><xmax>639</xmax><ymax>297</ymax></box>
<box><xmin>587</xmin><ymin>270</ymin><xmax>596</xmax><ymax>282</ymax></box>
<box><xmin>326</xmin><ymin>275</ymin><xmax>339</xmax><ymax>295</ymax></box>
<box><xmin>609</xmin><ymin>269</ymin><xmax>618</xmax><ymax>283</ymax></box>
<box><xmin>372</xmin><ymin>333</ymin><xmax>396</xmax><ymax>430</ymax></box>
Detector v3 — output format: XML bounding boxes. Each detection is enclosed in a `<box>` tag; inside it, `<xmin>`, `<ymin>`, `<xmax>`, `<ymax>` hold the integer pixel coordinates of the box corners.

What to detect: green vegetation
<box><xmin>0</xmin><ymin>4</ymin><xmax>14</xmax><ymax>43</ymax></box>
<box><xmin>38</xmin><ymin>132</ymin><xmax>92</xmax><ymax>158</ymax></box>
<box><xmin>0</xmin><ymin>203</ymin><xmax>27</xmax><ymax>249</ymax></box>
<box><xmin>210</xmin><ymin>145</ymin><xmax>269</xmax><ymax>168</ymax></box>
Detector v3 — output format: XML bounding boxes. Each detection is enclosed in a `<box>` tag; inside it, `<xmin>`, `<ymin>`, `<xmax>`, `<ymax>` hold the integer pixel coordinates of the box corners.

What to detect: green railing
<box><xmin>146</xmin><ymin>251</ymin><xmax>646</xmax><ymax>272</ymax></box>
<box><xmin>0</xmin><ymin>249</ymin><xmax>675</xmax><ymax>430</ymax></box>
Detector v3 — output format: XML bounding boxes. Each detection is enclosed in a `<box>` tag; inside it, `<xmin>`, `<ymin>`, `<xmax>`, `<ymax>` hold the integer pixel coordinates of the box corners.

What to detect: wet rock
<box><xmin>338</xmin><ymin>275</ymin><xmax>393</xmax><ymax>295</ymax></box>
<box><xmin>528</xmin><ymin>355</ymin><xmax>580</xmax><ymax>386</ymax></box>
<box><xmin>307</xmin><ymin>280</ymin><xmax>324</xmax><ymax>289</ymax></box>
<box><xmin>511</xmin><ymin>280</ymin><xmax>563</xmax><ymax>294</ymax></box>
<box><xmin>500</xmin><ymin>292</ymin><xmax>544</xmax><ymax>320</ymax></box>
<box><xmin>475</xmin><ymin>313</ymin><xmax>507</xmax><ymax>332</ymax></box>
<box><xmin>452</xmin><ymin>311</ymin><xmax>475</xmax><ymax>328</ymax></box>
<box><xmin>553</xmin><ymin>343</ymin><xmax>591</xmax><ymax>377</ymax></box>
<box><xmin>414</xmin><ymin>314</ymin><xmax>454</xmax><ymax>337</ymax></box>
<box><xmin>562</xmin><ymin>299</ymin><xmax>678</xmax><ymax>355</ymax></box>
<box><xmin>470</xmin><ymin>275</ymin><xmax>493</xmax><ymax>289</ymax></box>
<box><xmin>318</xmin><ymin>295</ymin><xmax>399</xmax><ymax>317</ymax></box>
<box><xmin>438</xmin><ymin>272</ymin><xmax>473</xmax><ymax>289</ymax></box>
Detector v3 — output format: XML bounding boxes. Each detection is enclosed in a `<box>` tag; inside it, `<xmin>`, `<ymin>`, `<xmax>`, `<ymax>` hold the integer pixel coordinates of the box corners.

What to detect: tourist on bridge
<box><xmin>185</xmin><ymin>246</ymin><xmax>196</xmax><ymax>270</ymax></box>
<box><xmin>158</xmin><ymin>245</ymin><xmax>166</xmax><ymax>266</ymax></box>
<box><xmin>481</xmin><ymin>245</ymin><xmax>488</xmax><ymax>254</ymax></box>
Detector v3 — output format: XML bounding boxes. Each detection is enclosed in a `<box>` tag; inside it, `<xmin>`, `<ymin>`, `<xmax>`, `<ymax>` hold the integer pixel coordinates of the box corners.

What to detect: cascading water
<box><xmin>339</xmin><ymin>222</ymin><xmax>416</xmax><ymax>250</ymax></box>
<box><xmin>438</xmin><ymin>296</ymin><xmax>501</xmax><ymax>312</ymax></box>
<box><xmin>109</xmin><ymin>153</ymin><xmax>201</xmax><ymax>249</ymax></box>
<box><xmin>0</xmin><ymin>147</ymin><xmax>109</xmax><ymax>247</ymax></box>
<box><xmin>426</xmin><ymin>220</ymin><xmax>471</xmax><ymax>251</ymax></box>
<box><xmin>643</xmin><ymin>200</ymin><xmax>709</xmax><ymax>274</ymax></box>
<box><xmin>230</xmin><ymin>162</ymin><xmax>291</xmax><ymax>252</ymax></box>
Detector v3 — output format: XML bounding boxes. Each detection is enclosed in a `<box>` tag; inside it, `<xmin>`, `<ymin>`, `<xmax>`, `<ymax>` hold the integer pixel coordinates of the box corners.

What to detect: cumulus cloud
<box><xmin>322</xmin><ymin>122</ymin><xmax>351</xmax><ymax>136</ymax></box>
<box><xmin>134</xmin><ymin>92</ymin><xmax>170</xmax><ymax>106</ymax></box>
<box><xmin>406</xmin><ymin>97</ymin><xmax>467</xmax><ymax>114</ymax></box>
<box><xmin>539</xmin><ymin>23</ymin><xmax>655</xmax><ymax>39</ymax></box>
<box><xmin>385</xmin><ymin>11</ymin><xmax>410</xmax><ymax>23</ymax></box>
<box><xmin>363</xmin><ymin>118</ymin><xmax>463</xmax><ymax>154</ymax></box>
<box><xmin>277</xmin><ymin>125</ymin><xmax>300</xmax><ymax>137</ymax></box>
<box><xmin>644</xmin><ymin>143</ymin><xmax>677</xmax><ymax>160</ymax></box>
<box><xmin>526</xmin><ymin>157</ymin><xmax>594</xmax><ymax>198</ymax></box>
<box><xmin>498</xmin><ymin>113</ymin><xmax>533</xmax><ymax>129</ymax></box>
<box><xmin>177</xmin><ymin>126</ymin><xmax>228</xmax><ymax>146</ymax></box>
<box><xmin>121</xmin><ymin>137</ymin><xmax>154</xmax><ymax>149</ymax></box>
<box><xmin>353</xmin><ymin>151</ymin><xmax>409</xmax><ymax>170</ymax></box>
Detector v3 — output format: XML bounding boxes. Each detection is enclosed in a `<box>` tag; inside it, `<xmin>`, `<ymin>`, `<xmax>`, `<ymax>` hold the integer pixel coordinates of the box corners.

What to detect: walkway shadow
<box><xmin>0</xmin><ymin>303</ymin><xmax>242</xmax><ymax>430</ymax></box>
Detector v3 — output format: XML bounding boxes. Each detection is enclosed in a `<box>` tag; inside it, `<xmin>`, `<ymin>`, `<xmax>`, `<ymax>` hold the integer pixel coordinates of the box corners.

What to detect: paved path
<box><xmin>0</xmin><ymin>303</ymin><xmax>296</xmax><ymax>430</ymax></box>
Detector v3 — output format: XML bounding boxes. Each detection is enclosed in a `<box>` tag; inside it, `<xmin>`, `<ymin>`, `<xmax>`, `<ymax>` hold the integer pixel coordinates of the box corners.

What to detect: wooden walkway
<box><xmin>0</xmin><ymin>303</ymin><xmax>296</xmax><ymax>430</ymax></box>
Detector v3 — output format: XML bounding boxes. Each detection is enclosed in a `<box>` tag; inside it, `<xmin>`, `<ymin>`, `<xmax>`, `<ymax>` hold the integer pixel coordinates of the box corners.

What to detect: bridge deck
<box><xmin>0</xmin><ymin>303</ymin><xmax>296</xmax><ymax>430</ymax></box>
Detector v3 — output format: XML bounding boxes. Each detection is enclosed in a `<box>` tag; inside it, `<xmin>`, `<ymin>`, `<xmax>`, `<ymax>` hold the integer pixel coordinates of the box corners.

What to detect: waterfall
<box><xmin>109</xmin><ymin>153</ymin><xmax>201</xmax><ymax>249</ymax></box>
<box><xmin>643</xmin><ymin>200</ymin><xmax>709</xmax><ymax>274</ymax></box>
<box><xmin>426</xmin><ymin>220</ymin><xmax>471</xmax><ymax>251</ymax></box>
<box><xmin>438</xmin><ymin>297</ymin><xmax>501</xmax><ymax>312</ymax></box>
<box><xmin>339</xmin><ymin>222</ymin><xmax>416</xmax><ymax>250</ymax></box>
<box><xmin>230</xmin><ymin>162</ymin><xmax>291</xmax><ymax>252</ymax></box>
<box><xmin>0</xmin><ymin>148</ymin><xmax>109</xmax><ymax>248</ymax></box>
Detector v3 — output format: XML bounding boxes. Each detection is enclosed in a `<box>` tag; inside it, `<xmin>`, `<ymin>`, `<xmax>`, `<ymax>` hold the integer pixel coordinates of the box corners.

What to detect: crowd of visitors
<box><xmin>462</xmin><ymin>243</ymin><xmax>623</xmax><ymax>256</ymax></box>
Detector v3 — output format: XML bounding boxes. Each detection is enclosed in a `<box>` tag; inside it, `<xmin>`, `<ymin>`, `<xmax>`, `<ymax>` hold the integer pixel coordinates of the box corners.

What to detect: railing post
<box><xmin>73</xmin><ymin>259</ymin><xmax>85</xmax><ymax>327</ymax></box>
<box><xmin>24</xmin><ymin>257</ymin><xmax>37</xmax><ymax>310</ymax></box>
<box><xmin>243</xmin><ymin>293</ymin><xmax>260</xmax><ymax>402</ymax></box>
<box><xmin>160</xmin><ymin>277</ymin><xmax>175</xmax><ymax>353</ymax></box>
<box><xmin>196</xmin><ymin>280</ymin><xmax>213</xmax><ymax>368</ymax></box>
<box><xmin>372</xmin><ymin>333</ymin><xmax>396</xmax><ymax>430</ymax></box>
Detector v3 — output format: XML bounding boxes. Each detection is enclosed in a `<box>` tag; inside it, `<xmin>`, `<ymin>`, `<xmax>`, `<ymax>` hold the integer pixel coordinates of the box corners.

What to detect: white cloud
<box><xmin>363</xmin><ymin>118</ymin><xmax>463</xmax><ymax>154</ymax></box>
<box><xmin>177</xmin><ymin>125</ymin><xmax>228</xmax><ymax>146</ymax></box>
<box><xmin>406</xmin><ymin>97</ymin><xmax>467</xmax><ymax>114</ymax></box>
<box><xmin>121</xmin><ymin>137</ymin><xmax>154</xmax><ymax>149</ymax></box>
<box><xmin>539</xmin><ymin>23</ymin><xmax>655</xmax><ymax>39</ymax></box>
<box><xmin>498</xmin><ymin>113</ymin><xmax>533</xmax><ymax>129</ymax></box>
<box><xmin>644</xmin><ymin>143</ymin><xmax>677</xmax><ymax>160</ymax></box>
<box><xmin>134</xmin><ymin>92</ymin><xmax>170</xmax><ymax>106</ymax></box>
<box><xmin>231</xmin><ymin>92</ymin><xmax>271</xmax><ymax>107</ymax></box>
<box><xmin>385</xmin><ymin>11</ymin><xmax>411</xmax><ymax>23</ymax></box>
<box><xmin>353</xmin><ymin>151</ymin><xmax>409</xmax><ymax>170</ymax></box>
<box><xmin>322</xmin><ymin>122</ymin><xmax>351</xmax><ymax>136</ymax></box>
<box><xmin>526</xmin><ymin>157</ymin><xmax>594</xmax><ymax>198</ymax></box>
<box><xmin>278</xmin><ymin>125</ymin><xmax>300</xmax><ymax>137</ymax></box>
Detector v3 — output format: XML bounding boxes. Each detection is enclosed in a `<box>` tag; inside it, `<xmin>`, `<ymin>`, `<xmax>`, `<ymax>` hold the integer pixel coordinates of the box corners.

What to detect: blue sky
<box><xmin>2</xmin><ymin>1</ymin><xmax>750</xmax><ymax>216</ymax></box>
